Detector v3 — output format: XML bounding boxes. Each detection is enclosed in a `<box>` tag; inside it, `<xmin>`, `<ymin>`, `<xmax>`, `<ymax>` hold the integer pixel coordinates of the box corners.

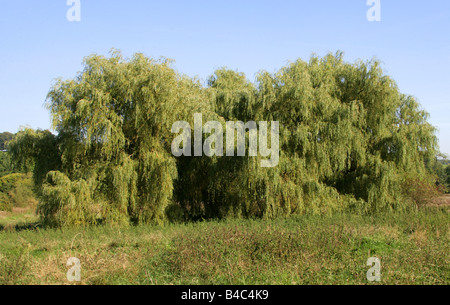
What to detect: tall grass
<box><xmin>0</xmin><ymin>208</ymin><xmax>448</xmax><ymax>285</ymax></box>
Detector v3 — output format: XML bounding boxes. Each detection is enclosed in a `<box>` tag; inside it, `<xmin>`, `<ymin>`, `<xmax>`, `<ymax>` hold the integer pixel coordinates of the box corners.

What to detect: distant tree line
<box><xmin>0</xmin><ymin>133</ymin><xmax>15</xmax><ymax>177</ymax></box>
<box><xmin>0</xmin><ymin>132</ymin><xmax>38</xmax><ymax>212</ymax></box>
<box><xmin>434</xmin><ymin>154</ymin><xmax>450</xmax><ymax>192</ymax></box>
<box><xmin>7</xmin><ymin>50</ymin><xmax>447</xmax><ymax>226</ymax></box>
<box><xmin>0</xmin><ymin>132</ymin><xmax>14</xmax><ymax>151</ymax></box>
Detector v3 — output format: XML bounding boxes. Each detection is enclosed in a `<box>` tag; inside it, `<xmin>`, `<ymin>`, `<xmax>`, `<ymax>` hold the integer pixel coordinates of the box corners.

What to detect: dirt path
<box><xmin>0</xmin><ymin>207</ymin><xmax>35</xmax><ymax>219</ymax></box>
<box><xmin>428</xmin><ymin>194</ymin><xmax>450</xmax><ymax>207</ymax></box>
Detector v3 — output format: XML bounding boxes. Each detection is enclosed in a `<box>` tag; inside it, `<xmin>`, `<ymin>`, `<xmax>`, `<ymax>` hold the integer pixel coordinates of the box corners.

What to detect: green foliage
<box><xmin>446</xmin><ymin>165</ymin><xmax>450</xmax><ymax>190</ymax></box>
<box><xmin>177</xmin><ymin>52</ymin><xmax>438</xmax><ymax>220</ymax></box>
<box><xmin>401</xmin><ymin>175</ymin><xmax>440</xmax><ymax>207</ymax></box>
<box><xmin>0</xmin><ymin>173</ymin><xmax>17</xmax><ymax>192</ymax></box>
<box><xmin>12</xmin><ymin>50</ymin><xmax>212</xmax><ymax>226</ymax></box>
<box><xmin>258</xmin><ymin>53</ymin><xmax>437</xmax><ymax>213</ymax></box>
<box><xmin>0</xmin><ymin>134</ymin><xmax>38</xmax><ymax>212</ymax></box>
<box><xmin>0</xmin><ymin>132</ymin><xmax>14</xmax><ymax>151</ymax></box>
<box><xmin>0</xmin><ymin>193</ymin><xmax>11</xmax><ymax>212</ymax></box>
<box><xmin>433</xmin><ymin>160</ymin><xmax>448</xmax><ymax>192</ymax></box>
<box><xmin>0</xmin><ymin>132</ymin><xmax>16</xmax><ymax>177</ymax></box>
<box><xmin>8</xmin><ymin>128</ymin><xmax>60</xmax><ymax>187</ymax></box>
<box><xmin>0</xmin><ymin>152</ymin><xmax>13</xmax><ymax>177</ymax></box>
<box><xmin>0</xmin><ymin>173</ymin><xmax>37</xmax><ymax>212</ymax></box>
<box><xmin>424</xmin><ymin>154</ymin><xmax>449</xmax><ymax>192</ymax></box>
<box><xmin>8</xmin><ymin>50</ymin><xmax>440</xmax><ymax>226</ymax></box>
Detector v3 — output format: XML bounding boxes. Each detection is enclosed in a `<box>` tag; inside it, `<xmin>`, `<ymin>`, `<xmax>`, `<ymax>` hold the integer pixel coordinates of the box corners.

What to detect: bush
<box><xmin>446</xmin><ymin>165</ymin><xmax>450</xmax><ymax>192</ymax></box>
<box><xmin>0</xmin><ymin>132</ymin><xmax>14</xmax><ymax>151</ymax></box>
<box><xmin>0</xmin><ymin>173</ymin><xmax>37</xmax><ymax>211</ymax></box>
<box><xmin>0</xmin><ymin>192</ymin><xmax>12</xmax><ymax>212</ymax></box>
<box><xmin>401</xmin><ymin>176</ymin><xmax>440</xmax><ymax>208</ymax></box>
<box><xmin>0</xmin><ymin>152</ymin><xmax>13</xmax><ymax>177</ymax></box>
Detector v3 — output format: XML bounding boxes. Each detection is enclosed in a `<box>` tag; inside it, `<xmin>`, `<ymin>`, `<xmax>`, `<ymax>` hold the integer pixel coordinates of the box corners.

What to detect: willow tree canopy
<box><xmin>9</xmin><ymin>51</ymin><xmax>439</xmax><ymax>226</ymax></box>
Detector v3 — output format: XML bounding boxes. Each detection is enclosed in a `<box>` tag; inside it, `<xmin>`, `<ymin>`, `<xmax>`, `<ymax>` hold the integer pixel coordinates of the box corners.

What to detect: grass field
<box><xmin>0</xmin><ymin>208</ymin><xmax>38</xmax><ymax>231</ymax></box>
<box><xmin>0</xmin><ymin>203</ymin><xmax>448</xmax><ymax>285</ymax></box>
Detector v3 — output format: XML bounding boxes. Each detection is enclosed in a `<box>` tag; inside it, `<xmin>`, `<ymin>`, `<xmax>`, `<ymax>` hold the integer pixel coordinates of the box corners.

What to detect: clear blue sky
<box><xmin>0</xmin><ymin>0</ymin><xmax>449</xmax><ymax>154</ymax></box>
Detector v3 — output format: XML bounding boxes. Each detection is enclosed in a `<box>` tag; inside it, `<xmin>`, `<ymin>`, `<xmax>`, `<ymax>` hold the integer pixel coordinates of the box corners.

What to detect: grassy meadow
<box><xmin>0</xmin><ymin>205</ymin><xmax>448</xmax><ymax>285</ymax></box>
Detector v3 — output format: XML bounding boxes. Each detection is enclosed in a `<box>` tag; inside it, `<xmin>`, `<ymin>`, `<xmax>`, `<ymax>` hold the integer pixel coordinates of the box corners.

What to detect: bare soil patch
<box><xmin>428</xmin><ymin>194</ymin><xmax>450</xmax><ymax>207</ymax></box>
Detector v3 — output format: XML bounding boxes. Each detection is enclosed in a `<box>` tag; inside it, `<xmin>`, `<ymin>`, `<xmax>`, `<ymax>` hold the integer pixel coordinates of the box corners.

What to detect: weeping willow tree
<box><xmin>254</xmin><ymin>52</ymin><xmax>437</xmax><ymax>214</ymax></box>
<box><xmin>176</xmin><ymin>52</ymin><xmax>438</xmax><ymax>220</ymax></box>
<box><xmin>11</xmin><ymin>50</ymin><xmax>212</xmax><ymax>226</ymax></box>
<box><xmin>9</xmin><ymin>50</ymin><xmax>439</xmax><ymax>226</ymax></box>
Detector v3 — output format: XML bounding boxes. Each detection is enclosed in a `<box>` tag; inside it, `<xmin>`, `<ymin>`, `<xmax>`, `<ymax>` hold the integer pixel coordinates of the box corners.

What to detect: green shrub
<box><xmin>0</xmin><ymin>173</ymin><xmax>37</xmax><ymax>211</ymax></box>
<box><xmin>401</xmin><ymin>175</ymin><xmax>440</xmax><ymax>207</ymax></box>
<box><xmin>0</xmin><ymin>192</ymin><xmax>12</xmax><ymax>212</ymax></box>
<box><xmin>0</xmin><ymin>152</ymin><xmax>13</xmax><ymax>177</ymax></box>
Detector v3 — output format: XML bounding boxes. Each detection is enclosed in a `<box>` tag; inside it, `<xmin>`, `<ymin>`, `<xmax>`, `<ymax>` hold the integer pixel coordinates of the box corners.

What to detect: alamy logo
<box><xmin>366</xmin><ymin>257</ymin><xmax>381</xmax><ymax>282</ymax></box>
<box><xmin>66</xmin><ymin>257</ymin><xmax>81</xmax><ymax>282</ymax></box>
<box><xmin>367</xmin><ymin>0</ymin><xmax>381</xmax><ymax>22</ymax></box>
<box><xmin>66</xmin><ymin>0</ymin><xmax>81</xmax><ymax>22</ymax></box>
<box><xmin>171</xmin><ymin>113</ymin><xmax>280</xmax><ymax>168</ymax></box>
